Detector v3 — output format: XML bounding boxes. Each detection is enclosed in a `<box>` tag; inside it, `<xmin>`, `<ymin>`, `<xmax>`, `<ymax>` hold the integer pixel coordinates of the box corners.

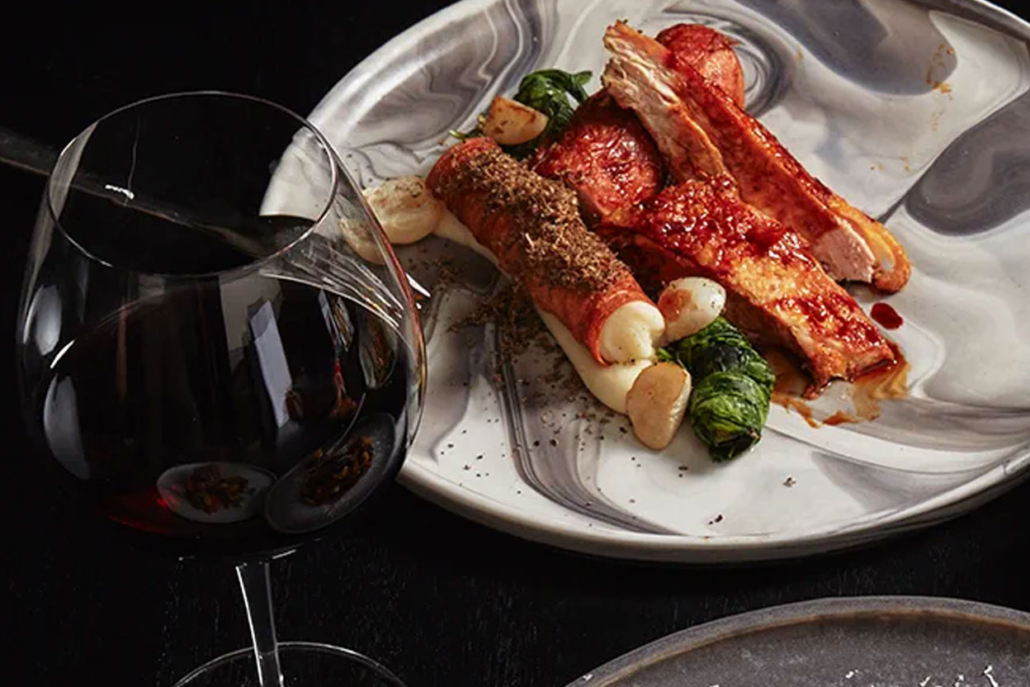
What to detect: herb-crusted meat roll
<box><xmin>427</xmin><ymin>137</ymin><xmax>664</xmax><ymax>365</ymax></box>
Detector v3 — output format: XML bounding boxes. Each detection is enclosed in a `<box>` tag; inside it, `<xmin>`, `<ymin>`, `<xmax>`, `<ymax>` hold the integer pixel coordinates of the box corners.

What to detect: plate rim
<box><xmin>564</xmin><ymin>595</ymin><xmax>1030</xmax><ymax>686</ymax></box>
<box><xmin>307</xmin><ymin>0</ymin><xmax>1030</xmax><ymax>563</ymax></box>
<box><xmin>397</xmin><ymin>453</ymin><xmax>1030</xmax><ymax>562</ymax></box>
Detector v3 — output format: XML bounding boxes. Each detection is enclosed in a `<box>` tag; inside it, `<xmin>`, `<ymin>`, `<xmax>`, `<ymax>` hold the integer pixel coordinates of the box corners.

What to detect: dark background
<box><xmin>2</xmin><ymin>2</ymin><xmax>1029</xmax><ymax>684</ymax></box>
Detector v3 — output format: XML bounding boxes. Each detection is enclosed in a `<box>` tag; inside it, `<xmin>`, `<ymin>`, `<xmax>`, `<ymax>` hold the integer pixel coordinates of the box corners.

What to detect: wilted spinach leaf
<box><xmin>505</xmin><ymin>69</ymin><xmax>591</xmax><ymax>158</ymax></box>
<box><xmin>448</xmin><ymin>69</ymin><xmax>593</xmax><ymax>156</ymax></box>
<box><xmin>661</xmin><ymin>317</ymin><xmax>774</xmax><ymax>462</ymax></box>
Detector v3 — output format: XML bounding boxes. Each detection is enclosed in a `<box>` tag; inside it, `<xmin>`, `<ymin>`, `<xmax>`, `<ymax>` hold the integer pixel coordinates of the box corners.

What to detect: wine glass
<box><xmin>16</xmin><ymin>91</ymin><xmax>425</xmax><ymax>685</ymax></box>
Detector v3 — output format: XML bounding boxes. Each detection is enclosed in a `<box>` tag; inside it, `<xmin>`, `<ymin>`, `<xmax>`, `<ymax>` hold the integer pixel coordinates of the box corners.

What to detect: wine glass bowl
<box><xmin>17</xmin><ymin>91</ymin><xmax>425</xmax><ymax>684</ymax></box>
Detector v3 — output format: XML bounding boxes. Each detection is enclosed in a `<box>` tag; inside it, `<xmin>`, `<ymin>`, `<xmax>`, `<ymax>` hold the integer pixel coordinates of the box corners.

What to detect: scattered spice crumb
<box><xmin>707</xmin><ymin>514</ymin><xmax>725</xmax><ymax>525</ymax></box>
<box><xmin>463</xmin><ymin>465</ymin><xmax>471</xmax><ymax>471</ymax></box>
<box><xmin>476</xmin><ymin>454</ymin><xmax>484</xmax><ymax>461</ymax></box>
<box><xmin>678</xmin><ymin>466</ymin><xmax>689</xmax><ymax>471</ymax></box>
<box><xmin>783</xmin><ymin>476</ymin><xmax>796</xmax><ymax>487</ymax></box>
<box><xmin>629</xmin><ymin>498</ymin><xmax>636</xmax><ymax>504</ymax></box>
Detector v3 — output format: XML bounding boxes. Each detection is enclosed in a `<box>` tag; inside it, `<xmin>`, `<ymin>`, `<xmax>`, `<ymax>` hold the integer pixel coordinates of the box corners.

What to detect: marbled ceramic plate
<box><xmin>564</xmin><ymin>597</ymin><xmax>1030</xmax><ymax>686</ymax></box>
<box><xmin>306</xmin><ymin>0</ymin><xmax>1030</xmax><ymax>562</ymax></box>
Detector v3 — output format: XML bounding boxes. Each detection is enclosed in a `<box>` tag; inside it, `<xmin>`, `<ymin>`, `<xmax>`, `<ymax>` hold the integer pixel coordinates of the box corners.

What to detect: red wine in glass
<box><xmin>39</xmin><ymin>273</ymin><xmax>415</xmax><ymax>557</ymax></box>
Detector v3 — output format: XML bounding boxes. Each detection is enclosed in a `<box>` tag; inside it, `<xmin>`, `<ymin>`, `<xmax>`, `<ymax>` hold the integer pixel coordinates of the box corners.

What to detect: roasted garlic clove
<box><xmin>363</xmin><ymin>176</ymin><xmax>443</xmax><ymax>245</ymax></box>
<box><xmin>482</xmin><ymin>97</ymin><xmax>550</xmax><ymax>145</ymax></box>
<box><xmin>626</xmin><ymin>362</ymin><xmax>692</xmax><ymax>450</ymax></box>
<box><xmin>658</xmin><ymin>277</ymin><xmax>726</xmax><ymax>342</ymax></box>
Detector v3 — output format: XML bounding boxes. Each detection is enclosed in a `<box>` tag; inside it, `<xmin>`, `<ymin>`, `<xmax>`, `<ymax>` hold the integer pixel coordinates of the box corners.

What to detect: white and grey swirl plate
<box><xmin>307</xmin><ymin>0</ymin><xmax>1030</xmax><ymax>562</ymax></box>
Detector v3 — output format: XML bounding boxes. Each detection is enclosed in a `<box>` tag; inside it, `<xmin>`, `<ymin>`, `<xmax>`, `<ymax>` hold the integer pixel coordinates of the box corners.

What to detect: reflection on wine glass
<box><xmin>17</xmin><ymin>92</ymin><xmax>425</xmax><ymax>686</ymax></box>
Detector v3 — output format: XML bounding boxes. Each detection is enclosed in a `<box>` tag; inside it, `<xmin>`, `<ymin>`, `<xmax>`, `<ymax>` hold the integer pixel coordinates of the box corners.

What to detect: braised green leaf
<box><xmin>669</xmin><ymin>318</ymin><xmax>775</xmax><ymax>393</ymax></box>
<box><xmin>688</xmin><ymin>372</ymin><xmax>769</xmax><ymax>462</ymax></box>
<box><xmin>661</xmin><ymin>317</ymin><xmax>774</xmax><ymax>461</ymax></box>
<box><xmin>513</xmin><ymin>69</ymin><xmax>591</xmax><ymax>128</ymax></box>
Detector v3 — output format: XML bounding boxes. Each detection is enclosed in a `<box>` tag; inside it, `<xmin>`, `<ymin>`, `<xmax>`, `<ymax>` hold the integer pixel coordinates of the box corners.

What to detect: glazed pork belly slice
<box><xmin>601</xmin><ymin>181</ymin><xmax>896</xmax><ymax>393</ymax></box>
<box><xmin>529</xmin><ymin>92</ymin><xmax>666</xmax><ymax>226</ymax></box>
<box><xmin>602</xmin><ymin>22</ymin><xmax>911</xmax><ymax>293</ymax></box>
<box><xmin>530</xmin><ymin>24</ymin><xmax>746</xmax><ymax>225</ymax></box>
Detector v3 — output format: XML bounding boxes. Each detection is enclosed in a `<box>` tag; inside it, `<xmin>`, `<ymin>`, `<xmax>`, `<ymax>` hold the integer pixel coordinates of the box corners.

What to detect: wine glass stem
<box><xmin>236</xmin><ymin>562</ymin><xmax>285</xmax><ymax>687</ymax></box>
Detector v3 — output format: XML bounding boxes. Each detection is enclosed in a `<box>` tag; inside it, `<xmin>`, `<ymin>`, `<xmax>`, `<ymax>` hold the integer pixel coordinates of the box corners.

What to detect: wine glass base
<box><xmin>172</xmin><ymin>641</ymin><xmax>406</xmax><ymax>686</ymax></box>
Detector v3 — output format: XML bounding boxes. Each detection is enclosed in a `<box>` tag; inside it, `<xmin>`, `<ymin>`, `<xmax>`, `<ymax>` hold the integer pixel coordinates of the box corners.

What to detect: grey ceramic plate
<box><xmin>566</xmin><ymin>597</ymin><xmax>1030</xmax><ymax>686</ymax></box>
<box><xmin>305</xmin><ymin>0</ymin><xmax>1030</xmax><ymax>562</ymax></box>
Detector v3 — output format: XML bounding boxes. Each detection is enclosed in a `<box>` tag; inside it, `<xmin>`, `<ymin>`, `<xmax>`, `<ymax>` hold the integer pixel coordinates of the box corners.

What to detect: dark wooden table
<box><xmin>3</xmin><ymin>2</ymin><xmax>1029</xmax><ymax>684</ymax></box>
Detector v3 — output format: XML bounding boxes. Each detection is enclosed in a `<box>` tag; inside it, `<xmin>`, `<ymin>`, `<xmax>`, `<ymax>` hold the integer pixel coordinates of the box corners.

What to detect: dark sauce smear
<box><xmin>870</xmin><ymin>302</ymin><xmax>904</xmax><ymax>329</ymax></box>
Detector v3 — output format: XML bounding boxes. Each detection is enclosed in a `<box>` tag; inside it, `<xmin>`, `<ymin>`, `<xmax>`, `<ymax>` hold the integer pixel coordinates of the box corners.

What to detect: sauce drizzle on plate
<box><xmin>871</xmin><ymin>302</ymin><xmax>904</xmax><ymax>329</ymax></box>
<box><xmin>766</xmin><ymin>345</ymin><xmax>909</xmax><ymax>427</ymax></box>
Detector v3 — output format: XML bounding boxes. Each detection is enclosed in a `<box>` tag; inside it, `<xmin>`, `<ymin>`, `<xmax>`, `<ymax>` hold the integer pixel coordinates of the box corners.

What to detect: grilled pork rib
<box><xmin>529</xmin><ymin>92</ymin><xmax>665</xmax><ymax>225</ymax></box>
<box><xmin>602</xmin><ymin>182</ymin><xmax>896</xmax><ymax>391</ymax></box>
<box><xmin>602</xmin><ymin>22</ymin><xmax>911</xmax><ymax>292</ymax></box>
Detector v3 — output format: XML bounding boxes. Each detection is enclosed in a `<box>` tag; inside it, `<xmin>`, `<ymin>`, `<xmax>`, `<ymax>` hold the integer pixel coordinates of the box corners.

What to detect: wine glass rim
<box><xmin>44</xmin><ymin>89</ymin><xmax>340</xmax><ymax>280</ymax></box>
